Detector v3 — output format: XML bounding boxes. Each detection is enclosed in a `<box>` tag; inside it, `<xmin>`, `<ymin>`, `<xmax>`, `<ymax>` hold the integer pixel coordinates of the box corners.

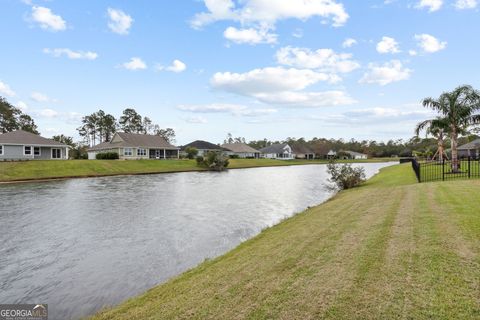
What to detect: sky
<box><xmin>0</xmin><ymin>0</ymin><xmax>479</xmax><ymax>145</ymax></box>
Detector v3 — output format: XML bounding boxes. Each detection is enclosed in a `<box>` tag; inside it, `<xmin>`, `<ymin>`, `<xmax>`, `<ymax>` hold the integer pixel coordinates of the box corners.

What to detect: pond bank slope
<box><xmin>93</xmin><ymin>163</ymin><xmax>480</xmax><ymax>319</ymax></box>
<box><xmin>0</xmin><ymin>158</ymin><xmax>394</xmax><ymax>183</ymax></box>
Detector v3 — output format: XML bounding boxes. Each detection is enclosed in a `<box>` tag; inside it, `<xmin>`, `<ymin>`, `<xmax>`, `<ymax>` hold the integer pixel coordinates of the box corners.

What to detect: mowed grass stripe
<box><xmin>91</xmin><ymin>165</ymin><xmax>480</xmax><ymax>320</ymax></box>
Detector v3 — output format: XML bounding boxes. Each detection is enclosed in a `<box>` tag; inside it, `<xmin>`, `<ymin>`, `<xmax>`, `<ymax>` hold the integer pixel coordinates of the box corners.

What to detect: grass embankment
<box><xmin>91</xmin><ymin>164</ymin><xmax>480</xmax><ymax>319</ymax></box>
<box><xmin>0</xmin><ymin>158</ymin><xmax>394</xmax><ymax>182</ymax></box>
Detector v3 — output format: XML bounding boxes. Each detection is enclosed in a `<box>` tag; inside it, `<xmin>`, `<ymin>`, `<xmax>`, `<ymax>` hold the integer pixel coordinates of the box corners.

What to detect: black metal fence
<box><xmin>411</xmin><ymin>157</ymin><xmax>480</xmax><ymax>182</ymax></box>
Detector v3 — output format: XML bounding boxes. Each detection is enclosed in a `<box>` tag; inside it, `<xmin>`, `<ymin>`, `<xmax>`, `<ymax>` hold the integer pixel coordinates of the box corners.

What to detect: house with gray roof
<box><xmin>458</xmin><ymin>138</ymin><xmax>480</xmax><ymax>159</ymax></box>
<box><xmin>0</xmin><ymin>130</ymin><xmax>68</xmax><ymax>160</ymax></box>
<box><xmin>87</xmin><ymin>132</ymin><xmax>179</xmax><ymax>160</ymax></box>
<box><xmin>221</xmin><ymin>143</ymin><xmax>260</xmax><ymax>158</ymax></box>
<box><xmin>259</xmin><ymin>143</ymin><xmax>294</xmax><ymax>160</ymax></box>
<box><xmin>291</xmin><ymin>144</ymin><xmax>315</xmax><ymax>159</ymax></box>
<box><xmin>181</xmin><ymin>140</ymin><xmax>227</xmax><ymax>156</ymax></box>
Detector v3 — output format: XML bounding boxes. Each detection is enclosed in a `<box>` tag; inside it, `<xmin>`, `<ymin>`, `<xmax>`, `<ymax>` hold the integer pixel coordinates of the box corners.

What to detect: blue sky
<box><xmin>0</xmin><ymin>0</ymin><xmax>479</xmax><ymax>144</ymax></box>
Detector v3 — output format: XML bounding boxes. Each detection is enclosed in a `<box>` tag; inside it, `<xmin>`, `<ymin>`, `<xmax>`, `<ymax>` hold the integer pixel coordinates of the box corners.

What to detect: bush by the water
<box><xmin>185</xmin><ymin>147</ymin><xmax>199</xmax><ymax>159</ymax></box>
<box><xmin>96</xmin><ymin>152</ymin><xmax>119</xmax><ymax>160</ymax></box>
<box><xmin>197</xmin><ymin>151</ymin><xmax>229</xmax><ymax>171</ymax></box>
<box><xmin>327</xmin><ymin>160</ymin><xmax>366</xmax><ymax>190</ymax></box>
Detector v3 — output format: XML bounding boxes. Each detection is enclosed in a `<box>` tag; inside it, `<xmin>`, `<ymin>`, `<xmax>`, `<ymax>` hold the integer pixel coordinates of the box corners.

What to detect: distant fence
<box><xmin>411</xmin><ymin>157</ymin><xmax>480</xmax><ymax>183</ymax></box>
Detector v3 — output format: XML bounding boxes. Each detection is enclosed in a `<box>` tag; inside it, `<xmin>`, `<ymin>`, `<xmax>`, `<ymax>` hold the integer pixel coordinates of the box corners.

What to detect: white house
<box><xmin>344</xmin><ymin>151</ymin><xmax>368</xmax><ymax>160</ymax></box>
<box><xmin>259</xmin><ymin>143</ymin><xmax>295</xmax><ymax>160</ymax></box>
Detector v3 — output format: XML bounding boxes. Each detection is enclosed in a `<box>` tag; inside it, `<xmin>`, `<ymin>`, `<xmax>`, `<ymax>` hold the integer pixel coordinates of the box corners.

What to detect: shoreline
<box><xmin>0</xmin><ymin>158</ymin><xmax>398</xmax><ymax>185</ymax></box>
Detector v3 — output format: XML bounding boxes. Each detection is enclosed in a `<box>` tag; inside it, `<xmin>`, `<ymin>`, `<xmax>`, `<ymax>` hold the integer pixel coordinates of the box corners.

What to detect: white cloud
<box><xmin>0</xmin><ymin>80</ymin><xmax>16</xmax><ymax>97</ymax></box>
<box><xmin>107</xmin><ymin>8</ymin><xmax>133</xmax><ymax>35</ymax></box>
<box><xmin>39</xmin><ymin>108</ymin><xmax>58</xmax><ymax>118</ymax></box>
<box><xmin>415</xmin><ymin>0</ymin><xmax>443</xmax><ymax>12</ymax></box>
<box><xmin>177</xmin><ymin>103</ymin><xmax>277</xmax><ymax>116</ymax></box>
<box><xmin>360</xmin><ymin>60</ymin><xmax>412</xmax><ymax>86</ymax></box>
<box><xmin>120</xmin><ymin>57</ymin><xmax>147</xmax><ymax>70</ymax></box>
<box><xmin>376</xmin><ymin>36</ymin><xmax>400</xmax><ymax>54</ymax></box>
<box><xmin>253</xmin><ymin>90</ymin><xmax>357</xmax><ymax>107</ymax></box>
<box><xmin>156</xmin><ymin>60</ymin><xmax>187</xmax><ymax>73</ymax></box>
<box><xmin>409</xmin><ymin>50</ymin><xmax>418</xmax><ymax>56</ymax></box>
<box><xmin>30</xmin><ymin>91</ymin><xmax>54</xmax><ymax>102</ymax></box>
<box><xmin>316</xmin><ymin>105</ymin><xmax>434</xmax><ymax>126</ymax></box>
<box><xmin>275</xmin><ymin>46</ymin><xmax>360</xmax><ymax>73</ymax></box>
<box><xmin>210</xmin><ymin>66</ymin><xmax>356</xmax><ymax>108</ymax></box>
<box><xmin>16</xmin><ymin>101</ymin><xmax>28</xmax><ymax>111</ymax></box>
<box><xmin>191</xmin><ymin>0</ymin><xmax>349</xmax><ymax>29</ymax></box>
<box><xmin>211</xmin><ymin>67</ymin><xmax>340</xmax><ymax>96</ymax></box>
<box><xmin>167</xmin><ymin>60</ymin><xmax>187</xmax><ymax>73</ymax></box>
<box><xmin>223</xmin><ymin>26</ymin><xmax>277</xmax><ymax>45</ymax></box>
<box><xmin>43</xmin><ymin>48</ymin><xmax>98</xmax><ymax>60</ymax></box>
<box><xmin>455</xmin><ymin>0</ymin><xmax>477</xmax><ymax>9</ymax></box>
<box><xmin>184</xmin><ymin>116</ymin><xmax>208</xmax><ymax>124</ymax></box>
<box><xmin>30</xmin><ymin>6</ymin><xmax>66</xmax><ymax>31</ymax></box>
<box><xmin>414</xmin><ymin>34</ymin><xmax>447</xmax><ymax>53</ymax></box>
<box><xmin>342</xmin><ymin>38</ymin><xmax>357</xmax><ymax>48</ymax></box>
<box><xmin>292</xmin><ymin>28</ymin><xmax>303</xmax><ymax>38</ymax></box>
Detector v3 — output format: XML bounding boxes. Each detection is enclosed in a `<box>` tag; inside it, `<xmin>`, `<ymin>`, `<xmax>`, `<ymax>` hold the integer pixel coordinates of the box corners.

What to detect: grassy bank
<box><xmin>91</xmin><ymin>164</ymin><xmax>480</xmax><ymax>319</ymax></box>
<box><xmin>0</xmin><ymin>158</ymin><xmax>394</xmax><ymax>182</ymax></box>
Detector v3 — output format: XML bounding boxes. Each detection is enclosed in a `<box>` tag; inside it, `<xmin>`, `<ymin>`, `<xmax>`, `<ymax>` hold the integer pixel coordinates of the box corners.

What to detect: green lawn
<box><xmin>0</xmin><ymin>158</ymin><xmax>396</xmax><ymax>182</ymax></box>
<box><xmin>91</xmin><ymin>164</ymin><xmax>480</xmax><ymax>319</ymax></box>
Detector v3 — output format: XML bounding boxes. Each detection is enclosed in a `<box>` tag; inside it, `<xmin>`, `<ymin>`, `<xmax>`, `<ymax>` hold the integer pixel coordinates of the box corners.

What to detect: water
<box><xmin>0</xmin><ymin>163</ymin><xmax>392</xmax><ymax>319</ymax></box>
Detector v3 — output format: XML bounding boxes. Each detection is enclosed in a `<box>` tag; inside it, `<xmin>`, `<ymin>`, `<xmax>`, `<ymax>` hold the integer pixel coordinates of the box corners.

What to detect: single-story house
<box><xmin>0</xmin><ymin>130</ymin><xmax>68</xmax><ymax>161</ymax></box>
<box><xmin>221</xmin><ymin>143</ymin><xmax>260</xmax><ymax>158</ymax></box>
<box><xmin>181</xmin><ymin>140</ymin><xmax>228</xmax><ymax>156</ymax></box>
<box><xmin>87</xmin><ymin>132</ymin><xmax>179</xmax><ymax>160</ymax></box>
<box><xmin>458</xmin><ymin>138</ymin><xmax>480</xmax><ymax>159</ymax></box>
<box><xmin>291</xmin><ymin>144</ymin><xmax>315</xmax><ymax>160</ymax></box>
<box><xmin>344</xmin><ymin>150</ymin><xmax>368</xmax><ymax>160</ymax></box>
<box><xmin>259</xmin><ymin>143</ymin><xmax>294</xmax><ymax>160</ymax></box>
<box><xmin>326</xmin><ymin>150</ymin><xmax>337</xmax><ymax>159</ymax></box>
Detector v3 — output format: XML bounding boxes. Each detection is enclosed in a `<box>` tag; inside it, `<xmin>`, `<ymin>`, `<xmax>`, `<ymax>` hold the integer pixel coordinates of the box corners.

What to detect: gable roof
<box><xmin>458</xmin><ymin>138</ymin><xmax>480</xmax><ymax>150</ymax></box>
<box><xmin>88</xmin><ymin>132</ymin><xmax>178</xmax><ymax>151</ymax></box>
<box><xmin>181</xmin><ymin>140</ymin><xmax>227</xmax><ymax>151</ymax></box>
<box><xmin>221</xmin><ymin>143</ymin><xmax>260</xmax><ymax>153</ymax></box>
<box><xmin>0</xmin><ymin>130</ymin><xmax>67</xmax><ymax>147</ymax></box>
<box><xmin>259</xmin><ymin>143</ymin><xmax>290</xmax><ymax>154</ymax></box>
<box><xmin>290</xmin><ymin>144</ymin><xmax>314</xmax><ymax>154</ymax></box>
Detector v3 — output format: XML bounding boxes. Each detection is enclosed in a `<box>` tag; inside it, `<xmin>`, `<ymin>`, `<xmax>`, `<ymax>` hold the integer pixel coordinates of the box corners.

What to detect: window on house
<box><xmin>124</xmin><ymin>148</ymin><xmax>133</xmax><ymax>156</ymax></box>
<box><xmin>137</xmin><ymin>148</ymin><xmax>147</xmax><ymax>156</ymax></box>
<box><xmin>51</xmin><ymin>148</ymin><xmax>61</xmax><ymax>159</ymax></box>
<box><xmin>24</xmin><ymin>146</ymin><xmax>32</xmax><ymax>155</ymax></box>
<box><xmin>34</xmin><ymin>147</ymin><xmax>41</xmax><ymax>156</ymax></box>
<box><xmin>0</xmin><ymin>145</ymin><xmax>3</xmax><ymax>155</ymax></box>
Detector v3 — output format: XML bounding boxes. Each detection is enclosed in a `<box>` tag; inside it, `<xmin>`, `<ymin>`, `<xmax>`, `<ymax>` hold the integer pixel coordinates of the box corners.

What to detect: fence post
<box><xmin>468</xmin><ymin>157</ymin><xmax>471</xmax><ymax>179</ymax></box>
<box><xmin>442</xmin><ymin>158</ymin><xmax>445</xmax><ymax>181</ymax></box>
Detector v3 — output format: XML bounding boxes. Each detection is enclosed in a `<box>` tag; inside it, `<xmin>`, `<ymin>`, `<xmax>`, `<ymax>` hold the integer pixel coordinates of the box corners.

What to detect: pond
<box><xmin>0</xmin><ymin>163</ymin><xmax>392</xmax><ymax>319</ymax></box>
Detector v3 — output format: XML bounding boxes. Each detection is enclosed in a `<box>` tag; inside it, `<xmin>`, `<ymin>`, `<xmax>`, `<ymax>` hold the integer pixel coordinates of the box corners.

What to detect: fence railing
<box><xmin>411</xmin><ymin>157</ymin><xmax>480</xmax><ymax>183</ymax></box>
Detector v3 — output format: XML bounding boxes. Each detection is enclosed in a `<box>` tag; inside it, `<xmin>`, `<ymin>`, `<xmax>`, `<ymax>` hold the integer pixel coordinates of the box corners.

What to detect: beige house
<box><xmin>221</xmin><ymin>143</ymin><xmax>260</xmax><ymax>158</ymax></box>
<box><xmin>87</xmin><ymin>132</ymin><xmax>179</xmax><ymax>160</ymax></box>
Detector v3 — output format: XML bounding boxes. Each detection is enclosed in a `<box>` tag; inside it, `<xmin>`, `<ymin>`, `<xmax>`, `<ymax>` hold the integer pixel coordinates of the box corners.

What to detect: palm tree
<box><xmin>420</xmin><ymin>85</ymin><xmax>480</xmax><ymax>172</ymax></box>
<box><xmin>415</xmin><ymin>117</ymin><xmax>450</xmax><ymax>162</ymax></box>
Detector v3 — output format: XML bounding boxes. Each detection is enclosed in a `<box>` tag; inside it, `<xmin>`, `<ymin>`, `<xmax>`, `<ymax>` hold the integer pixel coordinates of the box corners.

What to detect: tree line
<box><xmin>0</xmin><ymin>97</ymin><xmax>38</xmax><ymax>134</ymax></box>
<box><xmin>77</xmin><ymin>108</ymin><xmax>176</xmax><ymax>146</ymax></box>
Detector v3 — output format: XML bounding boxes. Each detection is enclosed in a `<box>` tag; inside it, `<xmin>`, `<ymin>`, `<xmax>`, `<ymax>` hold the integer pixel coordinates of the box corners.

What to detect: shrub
<box><xmin>197</xmin><ymin>151</ymin><xmax>229</xmax><ymax>171</ymax></box>
<box><xmin>229</xmin><ymin>154</ymin><xmax>239</xmax><ymax>159</ymax></box>
<box><xmin>326</xmin><ymin>160</ymin><xmax>366</xmax><ymax>190</ymax></box>
<box><xmin>185</xmin><ymin>147</ymin><xmax>199</xmax><ymax>159</ymax></box>
<box><xmin>96</xmin><ymin>152</ymin><xmax>119</xmax><ymax>160</ymax></box>
<box><xmin>196</xmin><ymin>156</ymin><xmax>204</xmax><ymax>165</ymax></box>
